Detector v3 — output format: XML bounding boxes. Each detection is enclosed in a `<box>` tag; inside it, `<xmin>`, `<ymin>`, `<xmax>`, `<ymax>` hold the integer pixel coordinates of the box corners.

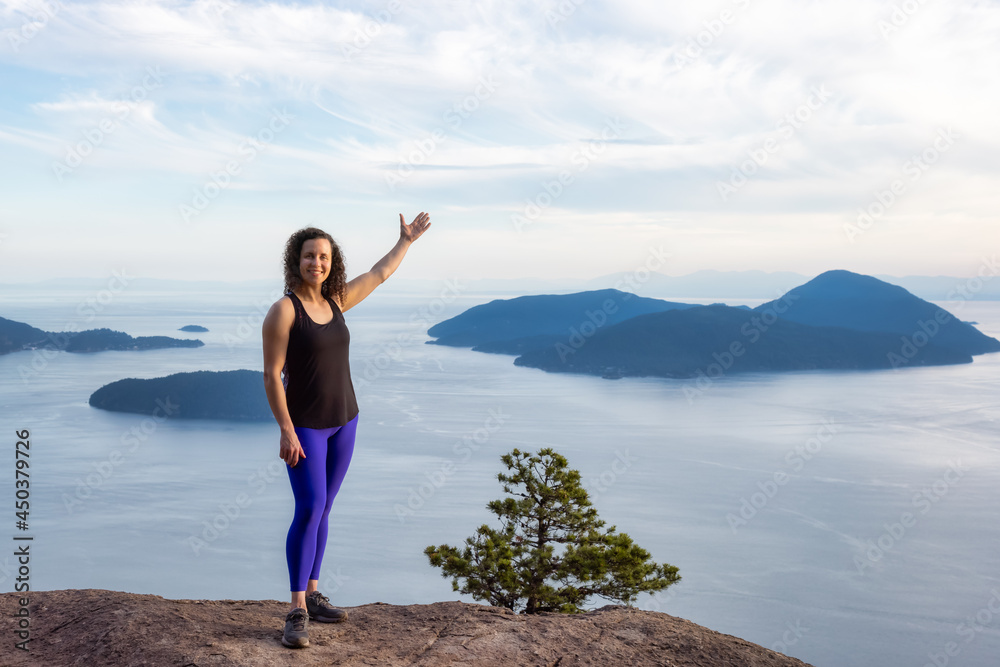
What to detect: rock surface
<box><xmin>0</xmin><ymin>589</ymin><xmax>814</xmax><ymax>667</ymax></box>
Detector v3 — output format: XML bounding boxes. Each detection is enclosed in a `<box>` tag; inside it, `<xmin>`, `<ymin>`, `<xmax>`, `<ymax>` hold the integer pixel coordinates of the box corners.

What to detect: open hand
<box><xmin>400</xmin><ymin>212</ymin><xmax>431</xmax><ymax>244</ymax></box>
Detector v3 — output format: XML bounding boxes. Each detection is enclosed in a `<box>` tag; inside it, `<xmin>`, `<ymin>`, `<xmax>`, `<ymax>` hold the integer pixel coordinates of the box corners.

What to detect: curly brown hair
<box><xmin>282</xmin><ymin>227</ymin><xmax>347</xmax><ymax>305</ymax></box>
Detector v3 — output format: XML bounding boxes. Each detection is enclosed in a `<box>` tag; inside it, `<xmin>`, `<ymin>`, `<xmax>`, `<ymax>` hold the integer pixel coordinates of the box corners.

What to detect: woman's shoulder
<box><xmin>264</xmin><ymin>293</ymin><xmax>296</xmax><ymax>322</ymax></box>
<box><xmin>261</xmin><ymin>294</ymin><xmax>297</xmax><ymax>338</ymax></box>
<box><xmin>273</xmin><ymin>293</ymin><xmax>296</xmax><ymax>309</ymax></box>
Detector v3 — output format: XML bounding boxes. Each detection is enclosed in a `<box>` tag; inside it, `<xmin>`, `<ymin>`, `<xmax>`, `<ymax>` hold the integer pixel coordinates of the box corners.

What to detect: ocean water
<box><xmin>1</xmin><ymin>286</ymin><xmax>999</xmax><ymax>667</ymax></box>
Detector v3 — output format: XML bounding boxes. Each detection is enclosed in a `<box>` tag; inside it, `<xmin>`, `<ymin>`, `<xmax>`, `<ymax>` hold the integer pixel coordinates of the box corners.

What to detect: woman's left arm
<box><xmin>340</xmin><ymin>212</ymin><xmax>431</xmax><ymax>312</ymax></box>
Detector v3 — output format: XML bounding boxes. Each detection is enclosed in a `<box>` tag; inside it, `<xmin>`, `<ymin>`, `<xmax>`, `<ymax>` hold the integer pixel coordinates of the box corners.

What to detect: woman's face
<box><xmin>299</xmin><ymin>238</ymin><xmax>333</xmax><ymax>288</ymax></box>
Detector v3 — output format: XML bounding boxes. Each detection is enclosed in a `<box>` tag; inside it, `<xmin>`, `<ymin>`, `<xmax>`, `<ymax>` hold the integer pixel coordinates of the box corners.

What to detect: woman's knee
<box><xmin>292</xmin><ymin>497</ymin><xmax>328</xmax><ymax>524</ymax></box>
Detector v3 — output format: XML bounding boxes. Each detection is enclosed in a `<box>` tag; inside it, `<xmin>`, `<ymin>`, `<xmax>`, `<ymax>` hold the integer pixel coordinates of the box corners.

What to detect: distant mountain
<box><xmin>0</xmin><ymin>277</ymin><xmax>282</xmax><ymax>292</ymax></box>
<box><xmin>755</xmin><ymin>270</ymin><xmax>1000</xmax><ymax>357</ymax></box>
<box><xmin>511</xmin><ymin>304</ymin><xmax>970</xmax><ymax>379</ymax></box>
<box><xmin>89</xmin><ymin>369</ymin><xmax>272</xmax><ymax>421</ymax></box>
<box><xmin>4</xmin><ymin>270</ymin><xmax>998</xmax><ymax>300</ymax></box>
<box><xmin>180</xmin><ymin>325</ymin><xmax>209</xmax><ymax>332</ymax></box>
<box><xmin>427</xmin><ymin>289</ymin><xmax>697</xmax><ymax>348</ymax></box>
<box><xmin>875</xmin><ymin>274</ymin><xmax>1000</xmax><ymax>301</ymax></box>
<box><xmin>583</xmin><ymin>269</ymin><xmax>810</xmax><ymax>299</ymax></box>
<box><xmin>0</xmin><ymin>317</ymin><xmax>204</xmax><ymax>355</ymax></box>
<box><xmin>585</xmin><ymin>270</ymin><xmax>1000</xmax><ymax>301</ymax></box>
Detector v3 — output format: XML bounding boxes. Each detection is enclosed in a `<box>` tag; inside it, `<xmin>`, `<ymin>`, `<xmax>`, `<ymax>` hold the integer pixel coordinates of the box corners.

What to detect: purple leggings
<box><xmin>285</xmin><ymin>413</ymin><xmax>358</xmax><ymax>592</ymax></box>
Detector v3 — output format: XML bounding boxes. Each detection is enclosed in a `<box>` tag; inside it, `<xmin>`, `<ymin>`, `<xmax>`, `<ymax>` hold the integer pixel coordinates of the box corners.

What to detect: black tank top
<box><xmin>282</xmin><ymin>291</ymin><xmax>359</xmax><ymax>429</ymax></box>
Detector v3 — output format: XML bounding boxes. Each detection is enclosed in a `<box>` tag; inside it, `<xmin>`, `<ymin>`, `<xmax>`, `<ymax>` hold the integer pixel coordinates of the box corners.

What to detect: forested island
<box><xmin>0</xmin><ymin>317</ymin><xmax>203</xmax><ymax>354</ymax></box>
<box><xmin>89</xmin><ymin>369</ymin><xmax>272</xmax><ymax>421</ymax></box>
<box><xmin>427</xmin><ymin>270</ymin><xmax>1000</xmax><ymax>379</ymax></box>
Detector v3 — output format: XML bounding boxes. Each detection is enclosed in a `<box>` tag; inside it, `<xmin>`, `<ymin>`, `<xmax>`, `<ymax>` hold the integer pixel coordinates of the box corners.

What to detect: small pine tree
<box><xmin>425</xmin><ymin>447</ymin><xmax>680</xmax><ymax>613</ymax></box>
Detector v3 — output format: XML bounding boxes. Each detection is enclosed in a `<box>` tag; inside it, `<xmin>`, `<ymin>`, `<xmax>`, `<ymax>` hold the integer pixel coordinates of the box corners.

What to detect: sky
<box><xmin>1</xmin><ymin>0</ymin><xmax>998</xmax><ymax>285</ymax></box>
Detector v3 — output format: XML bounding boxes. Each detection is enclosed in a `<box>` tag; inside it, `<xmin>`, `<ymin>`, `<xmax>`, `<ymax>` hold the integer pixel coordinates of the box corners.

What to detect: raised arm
<box><xmin>340</xmin><ymin>211</ymin><xmax>431</xmax><ymax>312</ymax></box>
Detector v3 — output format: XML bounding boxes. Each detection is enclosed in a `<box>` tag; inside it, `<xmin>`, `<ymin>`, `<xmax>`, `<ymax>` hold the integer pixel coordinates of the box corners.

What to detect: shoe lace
<box><xmin>311</xmin><ymin>592</ymin><xmax>331</xmax><ymax>606</ymax></box>
<box><xmin>288</xmin><ymin>609</ymin><xmax>307</xmax><ymax>631</ymax></box>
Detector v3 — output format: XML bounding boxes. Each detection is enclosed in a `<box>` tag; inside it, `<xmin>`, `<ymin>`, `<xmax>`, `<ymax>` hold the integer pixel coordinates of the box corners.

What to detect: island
<box><xmin>0</xmin><ymin>317</ymin><xmax>204</xmax><ymax>355</ymax></box>
<box><xmin>179</xmin><ymin>324</ymin><xmax>209</xmax><ymax>332</ymax></box>
<box><xmin>425</xmin><ymin>270</ymin><xmax>999</xmax><ymax>379</ymax></box>
<box><xmin>89</xmin><ymin>369</ymin><xmax>273</xmax><ymax>421</ymax></box>
<box><xmin>427</xmin><ymin>288</ymin><xmax>698</xmax><ymax>351</ymax></box>
<box><xmin>0</xmin><ymin>316</ymin><xmax>47</xmax><ymax>355</ymax></box>
<box><xmin>512</xmin><ymin>303</ymin><xmax>970</xmax><ymax>378</ymax></box>
<box><xmin>754</xmin><ymin>269</ymin><xmax>1000</xmax><ymax>356</ymax></box>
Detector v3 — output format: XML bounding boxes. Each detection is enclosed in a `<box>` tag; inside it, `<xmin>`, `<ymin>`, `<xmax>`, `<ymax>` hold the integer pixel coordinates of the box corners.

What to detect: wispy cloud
<box><xmin>1</xmin><ymin>0</ymin><xmax>998</xmax><ymax>280</ymax></box>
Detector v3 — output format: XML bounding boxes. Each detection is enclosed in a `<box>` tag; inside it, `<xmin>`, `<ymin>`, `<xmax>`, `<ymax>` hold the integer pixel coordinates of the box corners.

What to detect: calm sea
<box><xmin>1</xmin><ymin>285</ymin><xmax>998</xmax><ymax>667</ymax></box>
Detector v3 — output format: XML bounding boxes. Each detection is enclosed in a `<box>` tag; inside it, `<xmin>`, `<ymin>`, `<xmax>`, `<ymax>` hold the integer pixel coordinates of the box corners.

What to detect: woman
<box><xmin>261</xmin><ymin>212</ymin><xmax>431</xmax><ymax>649</ymax></box>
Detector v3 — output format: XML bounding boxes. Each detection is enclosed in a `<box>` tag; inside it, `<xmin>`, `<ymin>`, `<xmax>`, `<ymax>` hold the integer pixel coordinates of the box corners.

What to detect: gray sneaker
<box><xmin>281</xmin><ymin>607</ymin><xmax>309</xmax><ymax>648</ymax></box>
<box><xmin>306</xmin><ymin>590</ymin><xmax>348</xmax><ymax>623</ymax></box>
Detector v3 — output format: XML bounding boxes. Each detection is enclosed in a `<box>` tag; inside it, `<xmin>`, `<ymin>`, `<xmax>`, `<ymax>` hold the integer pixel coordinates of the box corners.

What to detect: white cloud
<box><xmin>0</xmin><ymin>0</ymin><xmax>997</xmax><ymax>279</ymax></box>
